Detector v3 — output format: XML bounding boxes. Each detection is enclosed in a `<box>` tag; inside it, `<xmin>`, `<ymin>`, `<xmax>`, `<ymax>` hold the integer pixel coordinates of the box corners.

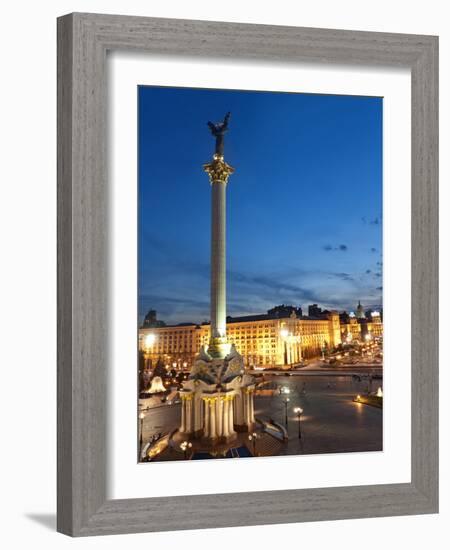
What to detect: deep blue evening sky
<box><xmin>138</xmin><ymin>86</ymin><xmax>382</xmax><ymax>325</ymax></box>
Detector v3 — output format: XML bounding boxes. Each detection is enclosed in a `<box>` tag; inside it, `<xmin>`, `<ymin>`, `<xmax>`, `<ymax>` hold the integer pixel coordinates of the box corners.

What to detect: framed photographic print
<box><xmin>57</xmin><ymin>13</ymin><xmax>438</xmax><ymax>536</ymax></box>
<box><xmin>136</xmin><ymin>87</ymin><xmax>384</xmax><ymax>463</ymax></box>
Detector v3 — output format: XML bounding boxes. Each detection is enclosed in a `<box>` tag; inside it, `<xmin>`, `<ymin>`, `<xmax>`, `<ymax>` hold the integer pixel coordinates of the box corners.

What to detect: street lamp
<box><xmin>143</xmin><ymin>333</ymin><xmax>156</xmax><ymax>370</ymax></box>
<box><xmin>139</xmin><ymin>411</ymin><xmax>146</xmax><ymax>450</ymax></box>
<box><xmin>280</xmin><ymin>386</ymin><xmax>290</xmax><ymax>427</ymax></box>
<box><xmin>248</xmin><ymin>432</ymin><xmax>258</xmax><ymax>456</ymax></box>
<box><xmin>144</xmin><ymin>333</ymin><xmax>156</xmax><ymax>349</ymax></box>
<box><xmin>293</xmin><ymin>406</ymin><xmax>303</xmax><ymax>439</ymax></box>
<box><xmin>180</xmin><ymin>441</ymin><xmax>192</xmax><ymax>460</ymax></box>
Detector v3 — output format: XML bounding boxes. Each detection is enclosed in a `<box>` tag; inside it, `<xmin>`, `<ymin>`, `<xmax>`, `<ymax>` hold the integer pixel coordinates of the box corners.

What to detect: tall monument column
<box><xmin>178</xmin><ymin>112</ymin><xmax>255</xmax><ymax>448</ymax></box>
<box><xmin>203</xmin><ymin>112</ymin><xmax>234</xmax><ymax>358</ymax></box>
<box><xmin>211</xmin><ymin>178</ymin><xmax>226</xmax><ymax>340</ymax></box>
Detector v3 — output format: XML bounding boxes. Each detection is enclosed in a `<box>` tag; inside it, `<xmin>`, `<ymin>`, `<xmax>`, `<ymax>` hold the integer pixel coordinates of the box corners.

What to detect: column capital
<box><xmin>202</xmin><ymin>396</ymin><xmax>218</xmax><ymax>404</ymax></box>
<box><xmin>203</xmin><ymin>155</ymin><xmax>235</xmax><ymax>185</ymax></box>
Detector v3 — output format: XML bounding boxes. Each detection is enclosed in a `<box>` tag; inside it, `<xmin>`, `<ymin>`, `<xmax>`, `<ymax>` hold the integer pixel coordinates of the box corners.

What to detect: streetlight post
<box><xmin>139</xmin><ymin>411</ymin><xmax>146</xmax><ymax>450</ymax></box>
<box><xmin>248</xmin><ymin>432</ymin><xmax>258</xmax><ymax>456</ymax></box>
<box><xmin>280</xmin><ymin>386</ymin><xmax>290</xmax><ymax>427</ymax></box>
<box><xmin>294</xmin><ymin>407</ymin><xmax>303</xmax><ymax>439</ymax></box>
<box><xmin>180</xmin><ymin>441</ymin><xmax>192</xmax><ymax>460</ymax></box>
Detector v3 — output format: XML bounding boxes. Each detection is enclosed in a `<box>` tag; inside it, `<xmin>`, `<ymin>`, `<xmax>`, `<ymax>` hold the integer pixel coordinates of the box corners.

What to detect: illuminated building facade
<box><xmin>139</xmin><ymin>309</ymin><xmax>346</xmax><ymax>368</ymax></box>
<box><xmin>340</xmin><ymin>306</ymin><xmax>383</xmax><ymax>343</ymax></box>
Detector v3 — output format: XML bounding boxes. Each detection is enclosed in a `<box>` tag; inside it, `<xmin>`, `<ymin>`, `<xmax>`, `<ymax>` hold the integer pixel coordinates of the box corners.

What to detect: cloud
<box><xmin>322</xmin><ymin>243</ymin><xmax>348</xmax><ymax>252</ymax></box>
<box><xmin>228</xmin><ymin>269</ymin><xmax>323</xmax><ymax>304</ymax></box>
<box><xmin>330</xmin><ymin>272</ymin><xmax>354</xmax><ymax>282</ymax></box>
<box><xmin>139</xmin><ymin>237</ymin><xmax>382</xmax><ymax>323</ymax></box>
<box><xmin>362</xmin><ymin>215</ymin><xmax>381</xmax><ymax>225</ymax></box>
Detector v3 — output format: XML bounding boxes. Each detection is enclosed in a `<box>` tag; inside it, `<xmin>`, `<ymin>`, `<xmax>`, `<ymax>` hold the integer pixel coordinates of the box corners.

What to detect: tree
<box><xmin>153</xmin><ymin>356</ymin><xmax>167</xmax><ymax>379</ymax></box>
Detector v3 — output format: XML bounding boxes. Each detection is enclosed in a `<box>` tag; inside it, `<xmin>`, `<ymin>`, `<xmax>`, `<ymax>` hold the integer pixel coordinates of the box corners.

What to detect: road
<box><xmin>139</xmin><ymin>373</ymin><xmax>382</xmax><ymax>458</ymax></box>
<box><xmin>140</xmin><ymin>401</ymin><xmax>181</xmax><ymax>443</ymax></box>
<box><xmin>255</xmin><ymin>374</ymin><xmax>382</xmax><ymax>456</ymax></box>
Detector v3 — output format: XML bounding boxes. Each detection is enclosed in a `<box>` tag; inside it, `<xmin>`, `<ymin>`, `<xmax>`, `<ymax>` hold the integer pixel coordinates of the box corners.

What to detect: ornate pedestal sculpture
<box><xmin>178</xmin><ymin>112</ymin><xmax>256</xmax><ymax>443</ymax></box>
<box><xmin>180</xmin><ymin>345</ymin><xmax>255</xmax><ymax>441</ymax></box>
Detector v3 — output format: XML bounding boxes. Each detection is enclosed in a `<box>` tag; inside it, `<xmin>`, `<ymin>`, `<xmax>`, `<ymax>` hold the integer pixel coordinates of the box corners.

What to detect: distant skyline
<box><xmin>139</xmin><ymin>86</ymin><xmax>382</xmax><ymax>325</ymax></box>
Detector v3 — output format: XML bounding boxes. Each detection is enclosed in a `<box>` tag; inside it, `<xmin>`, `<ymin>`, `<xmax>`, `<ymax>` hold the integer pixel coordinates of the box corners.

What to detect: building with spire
<box><xmin>356</xmin><ymin>300</ymin><xmax>365</xmax><ymax>319</ymax></box>
<box><xmin>340</xmin><ymin>302</ymin><xmax>383</xmax><ymax>342</ymax></box>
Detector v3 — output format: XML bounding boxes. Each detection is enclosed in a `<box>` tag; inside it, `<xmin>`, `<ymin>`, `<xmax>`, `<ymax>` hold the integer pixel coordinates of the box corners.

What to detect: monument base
<box><xmin>177</xmin><ymin>343</ymin><xmax>256</xmax><ymax>446</ymax></box>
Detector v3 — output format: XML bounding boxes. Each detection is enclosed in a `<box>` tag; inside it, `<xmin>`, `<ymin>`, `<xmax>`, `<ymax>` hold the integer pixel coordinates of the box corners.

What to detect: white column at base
<box><xmin>243</xmin><ymin>392</ymin><xmax>248</xmax><ymax>425</ymax></box>
<box><xmin>203</xmin><ymin>398</ymin><xmax>210</xmax><ymax>437</ymax></box>
<box><xmin>209</xmin><ymin>399</ymin><xmax>217</xmax><ymax>439</ymax></box>
<box><xmin>228</xmin><ymin>397</ymin><xmax>235</xmax><ymax>436</ymax></box>
<box><xmin>222</xmin><ymin>398</ymin><xmax>229</xmax><ymax>438</ymax></box>
<box><xmin>235</xmin><ymin>393</ymin><xmax>243</xmax><ymax>425</ymax></box>
<box><xmin>217</xmin><ymin>397</ymin><xmax>223</xmax><ymax>437</ymax></box>
<box><xmin>185</xmin><ymin>398</ymin><xmax>192</xmax><ymax>433</ymax></box>
<box><xmin>249</xmin><ymin>390</ymin><xmax>255</xmax><ymax>423</ymax></box>
<box><xmin>180</xmin><ymin>398</ymin><xmax>186</xmax><ymax>433</ymax></box>
<box><xmin>193</xmin><ymin>397</ymin><xmax>199</xmax><ymax>432</ymax></box>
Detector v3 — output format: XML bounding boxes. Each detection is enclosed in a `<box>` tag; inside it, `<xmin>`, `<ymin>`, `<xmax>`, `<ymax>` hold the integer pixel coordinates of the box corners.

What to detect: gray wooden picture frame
<box><xmin>57</xmin><ymin>12</ymin><xmax>438</xmax><ymax>537</ymax></box>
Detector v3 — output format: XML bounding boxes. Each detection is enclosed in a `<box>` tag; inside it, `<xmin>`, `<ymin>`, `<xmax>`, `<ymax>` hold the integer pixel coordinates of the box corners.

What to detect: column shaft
<box><xmin>228</xmin><ymin>398</ymin><xmax>235</xmax><ymax>435</ymax></box>
<box><xmin>249</xmin><ymin>391</ymin><xmax>255</xmax><ymax>423</ymax></box>
<box><xmin>217</xmin><ymin>397</ymin><xmax>223</xmax><ymax>437</ymax></box>
<box><xmin>223</xmin><ymin>399</ymin><xmax>229</xmax><ymax>437</ymax></box>
<box><xmin>186</xmin><ymin>399</ymin><xmax>192</xmax><ymax>433</ymax></box>
<box><xmin>204</xmin><ymin>399</ymin><xmax>210</xmax><ymax>437</ymax></box>
<box><xmin>210</xmin><ymin>182</ymin><xmax>227</xmax><ymax>340</ymax></box>
<box><xmin>194</xmin><ymin>397</ymin><xmax>201</xmax><ymax>432</ymax></box>
<box><xmin>242</xmin><ymin>392</ymin><xmax>247</xmax><ymax>424</ymax></box>
<box><xmin>235</xmin><ymin>393</ymin><xmax>243</xmax><ymax>425</ymax></box>
<box><xmin>209</xmin><ymin>400</ymin><xmax>217</xmax><ymax>439</ymax></box>
<box><xmin>246</xmin><ymin>392</ymin><xmax>251</xmax><ymax>427</ymax></box>
<box><xmin>180</xmin><ymin>398</ymin><xmax>186</xmax><ymax>433</ymax></box>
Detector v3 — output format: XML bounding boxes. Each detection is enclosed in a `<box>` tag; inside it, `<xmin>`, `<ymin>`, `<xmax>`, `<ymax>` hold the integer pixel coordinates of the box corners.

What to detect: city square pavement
<box><xmin>140</xmin><ymin>373</ymin><xmax>382</xmax><ymax>460</ymax></box>
<box><xmin>255</xmin><ymin>374</ymin><xmax>382</xmax><ymax>456</ymax></box>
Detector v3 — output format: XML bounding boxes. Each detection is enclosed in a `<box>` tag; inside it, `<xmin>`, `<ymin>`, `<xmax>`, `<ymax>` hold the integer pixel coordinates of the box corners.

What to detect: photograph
<box><xmin>137</xmin><ymin>85</ymin><xmax>383</xmax><ymax>462</ymax></box>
